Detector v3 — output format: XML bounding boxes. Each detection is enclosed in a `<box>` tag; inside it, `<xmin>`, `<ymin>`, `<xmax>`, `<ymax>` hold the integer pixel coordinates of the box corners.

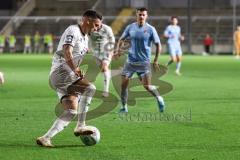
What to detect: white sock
<box><xmin>157</xmin><ymin>96</ymin><xmax>165</xmax><ymax>105</ymax></box>
<box><xmin>147</xmin><ymin>85</ymin><xmax>164</xmax><ymax>104</ymax></box>
<box><xmin>77</xmin><ymin>84</ymin><xmax>96</xmax><ymax>128</ymax></box>
<box><xmin>103</xmin><ymin>70</ymin><xmax>111</xmax><ymax>93</ymax></box>
<box><xmin>176</xmin><ymin>62</ymin><xmax>181</xmax><ymax>72</ymax></box>
<box><xmin>43</xmin><ymin>109</ymin><xmax>77</xmax><ymax>139</ymax></box>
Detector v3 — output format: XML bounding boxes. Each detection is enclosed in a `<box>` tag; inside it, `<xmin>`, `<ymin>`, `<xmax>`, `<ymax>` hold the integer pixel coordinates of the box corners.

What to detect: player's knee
<box><xmin>144</xmin><ymin>85</ymin><xmax>156</xmax><ymax>91</ymax></box>
<box><xmin>85</xmin><ymin>83</ymin><xmax>96</xmax><ymax>95</ymax></box>
<box><xmin>172</xmin><ymin>58</ymin><xmax>177</xmax><ymax>62</ymax></box>
<box><xmin>62</xmin><ymin>96</ymin><xmax>78</xmax><ymax>110</ymax></box>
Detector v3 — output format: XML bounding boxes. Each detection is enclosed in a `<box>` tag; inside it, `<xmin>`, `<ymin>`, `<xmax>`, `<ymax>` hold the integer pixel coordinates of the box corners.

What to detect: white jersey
<box><xmin>49</xmin><ymin>24</ymin><xmax>88</xmax><ymax>96</ymax></box>
<box><xmin>89</xmin><ymin>24</ymin><xmax>115</xmax><ymax>60</ymax></box>
<box><xmin>50</xmin><ymin>24</ymin><xmax>88</xmax><ymax>74</ymax></box>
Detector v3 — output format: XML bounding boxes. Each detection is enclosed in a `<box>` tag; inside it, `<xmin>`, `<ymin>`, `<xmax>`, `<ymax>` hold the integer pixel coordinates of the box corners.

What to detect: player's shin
<box><xmin>103</xmin><ymin>70</ymin><xmax>111</xmax><ymax>93</ymax></box>
<box><xmin>43</xmin><ymin>109</ymin><xmax>77</xmax><ymax>139</ymax></box>
<box><xmin>166</xmin><ymin>59</ymin><xmax>174</xmax><ymax>66</ymax></box>
<box><xmin>76</xmin><ymin>84</ymin><xmax>96</xmax><ymax>128</ymax></box>
<box><xmin>146</xmin><ymin>85</ymin><xmax>165</xmax><ymax>111</ymax></box>
<box><xmin>176</xmin><ymin>62</ymin><xmax>181</xmax><ymax>72</ymax></box>
<box><xmin>121</xmin><ymin>88</ymin><xmax>128</xmax><ymax>109</ymax></box>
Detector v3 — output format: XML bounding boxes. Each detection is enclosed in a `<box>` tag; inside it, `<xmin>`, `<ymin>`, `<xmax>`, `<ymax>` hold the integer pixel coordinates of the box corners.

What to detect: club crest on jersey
<box><xmin>65</xmin><ymin>35</ymin><xmax>73</xmax><ymax>43</ymax></box>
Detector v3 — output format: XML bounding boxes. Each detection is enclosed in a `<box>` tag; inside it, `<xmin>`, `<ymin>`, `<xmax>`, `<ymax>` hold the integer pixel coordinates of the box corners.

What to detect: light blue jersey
<box><xmin>120</xmin><ymin>22</ymin><xmax>160</xmax><ymax>63</ymax></box>
<box><xmin>164</xmin><ymin>25</ymin><xmax>182</xmax><ymax>56</ymax></box>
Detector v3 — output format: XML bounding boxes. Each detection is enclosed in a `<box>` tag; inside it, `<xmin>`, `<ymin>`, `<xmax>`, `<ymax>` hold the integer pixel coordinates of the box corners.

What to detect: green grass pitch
<box><xmin>0</xmin><ymin>54</ymin><xmax>240</xmax><ymax>160</ymax></box>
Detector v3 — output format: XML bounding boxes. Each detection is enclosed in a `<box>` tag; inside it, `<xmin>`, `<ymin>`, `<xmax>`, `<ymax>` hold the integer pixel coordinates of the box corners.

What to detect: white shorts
<box><xmin>49</xmin><ymin>69</ymin><xmax>80</xmax><ymax>100</ymax></box>
<box><xmin>168</xmin><ymin>44</ymin><xmax>182</xmax><ymax>57</ymax></box>
<box><xmin>94</xmin><ymin>56</ymin><xmax>111</xmax><ymax>67</ymax></box>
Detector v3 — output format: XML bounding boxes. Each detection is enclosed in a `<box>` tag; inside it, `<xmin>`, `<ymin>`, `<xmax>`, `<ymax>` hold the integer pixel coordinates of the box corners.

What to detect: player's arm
<box><xmin>107</xmin><ymin>27</ymin><xmax>115</xmax><ymax>57</ymax></box>
<box><xmin>163</xmin><ymin>26</ymin><xmax>172</xmax><ymax>39</ymax></box>
<box><xmin>114</xmin><ymin>25</ymin><xmax>130</xmax><ymax>58</ymax></box>
<box><xmin>179</xmin><ymin>27</ymin><xmax>184</xmax><ymax>41</ymax></box>
<box><xmin>152</xmin><ymin>27</ymin><xmax>161</xmax><ymax>71</ymax></box>
<box><xmin>114</xmin><ymin>39</ymin><xmax>125</xmax><ymax>58</ymax></box>
<box><xmin>63</xmin><ymin>44</ymin><xmax>83</xmax><ymax>78</ymax></box>
<box><xmin>233</xmin><ymin>31</ymin><xmax>237</xmax><ymax>43</ymax></box>
<box><xmin>153</xmin><ymin>43</ymin><xmax>161</xmax><ymax>71</ymax></box>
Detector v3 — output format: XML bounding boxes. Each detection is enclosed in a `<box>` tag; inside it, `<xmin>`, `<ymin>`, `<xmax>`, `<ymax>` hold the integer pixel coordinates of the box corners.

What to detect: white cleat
<box><xmin>175</xmin><ymin>70</ymin><xmax>182</xmax><ymax>76</ymax></box>
<box><xmin>74</xmin><ymin>126</ymin><xmax>93</xmax><ymax>137</ymax></box>
<box><xmin>36</xmin><ymin>136</ymin><xmax>54</xmax><ymax>147</ymax></box>
<box><xmin>102</xmin><ymin>91</ymin><xmax>109</xmax><ymax>97</ymax></box>
<box><xmin>235</xmin><ymin>55</ymin><xmax>240</xmax><ymax>59</ymax></box>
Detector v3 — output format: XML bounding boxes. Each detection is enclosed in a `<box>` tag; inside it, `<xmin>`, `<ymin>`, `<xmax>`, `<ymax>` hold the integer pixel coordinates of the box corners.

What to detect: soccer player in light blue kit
<box><xmin>115</xmin><ymin>7</ymin><xmax>165</xmax><ymax>113</ymax></box>
<box><xmin>164</xmin><ymin>16</ymin><xmax>184</xmax><ymax>76</ymax></box>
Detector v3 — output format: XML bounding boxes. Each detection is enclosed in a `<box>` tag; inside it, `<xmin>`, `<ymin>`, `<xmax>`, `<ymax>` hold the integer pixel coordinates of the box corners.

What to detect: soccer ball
<box><xmin>80</xmin><ymin>126</ymin><xmax>100</xmax><ymax>146</ymax></box>
<box><xmin>0</xmin><ymin>72</ymin><xmax>4</xmax><ymax>85</ymax></box>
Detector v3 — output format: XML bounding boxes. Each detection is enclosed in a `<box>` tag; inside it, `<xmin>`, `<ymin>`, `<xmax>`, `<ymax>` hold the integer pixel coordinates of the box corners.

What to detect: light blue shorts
<box><xmin>122</xmin><ymin>62</ymin><xmax>151</xmax><ymax>79</ymax></box>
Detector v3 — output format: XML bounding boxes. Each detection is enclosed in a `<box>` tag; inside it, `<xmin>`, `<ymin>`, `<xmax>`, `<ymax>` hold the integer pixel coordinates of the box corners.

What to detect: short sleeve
<box><xmin>151</xmin><ymin>27</ymin><xmax>160</xmax><ymax>44</ymax></box>
<box><xmin>120</xmin><ymin>24</ymin><xmax>131</xmax><ymax>40</ymax></box>
<box><xmin>63</xmin><ymin>26</ymin><xmax>78</xmax><ymax>47</ymax></box>
<box><xmin>164</xmin><ymin>26</ymin><xmax>169</xmax><ymax>37</ymax></box>
<box><xmin>107</xmin><ymin>26</ymin><xmax>115</xmax><ymax>44</ymax></box>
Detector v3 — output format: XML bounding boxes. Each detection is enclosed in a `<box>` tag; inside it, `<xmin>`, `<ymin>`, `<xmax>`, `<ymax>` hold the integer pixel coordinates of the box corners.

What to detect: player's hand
<box><xmin>153</xmin><ymin>61</ymin><xmax>160</xmax><ymax>72</ymax></box>
<box><xmin>113</xmin><ymin>50</ymin><xmax>121</xmax><ymax>60</ymax></box>
<box><xmin>74</xmin><ymin>68</ymin><xmax>85</xmax><ymax>79</ymax></box>
<box><xmin>180</xmin><ymin>36</ymin><xmax>185</xmax><ymax>41</ymax></box>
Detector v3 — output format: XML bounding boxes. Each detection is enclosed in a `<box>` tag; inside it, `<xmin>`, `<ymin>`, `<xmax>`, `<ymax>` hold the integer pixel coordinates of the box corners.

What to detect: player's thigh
<box><xmin>121</xmin><ymin>63</ymin><xmax>134</xmax><ymax>79</ymax></box>
<box><xmin>61</xmin><ymin>95</ymin><xmax>79</xmax><ymax>110</ymax></box>
<box><xmin>140</xmin><ymin>73</ymin><xmax>151</xmax><ymax>88</ymax></box>
<box><xmin>169</xmin><ymin>47</ymin><xmax>177</xmax><ymax>61</ymax></box>
<box><xmin>67</xmin><ymin>78</ymin><xmax>91</xmax><ymax>95</ymax></box>
<box><xmin>101</xmin><ymin>59</ymin><xmax>111</xmax><ymax>71</ymax></box>
<box><xmin>236</xmin><ymin>43</ymin><xmax>240</xmax><ymax>52</ymax></box>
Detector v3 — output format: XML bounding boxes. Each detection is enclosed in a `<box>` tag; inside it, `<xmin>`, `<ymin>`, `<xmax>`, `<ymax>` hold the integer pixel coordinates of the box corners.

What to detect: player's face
<box><xmin>172</xmin><ymin>18</ymin><xmax>178</xmax><ymax>25</ymax></box>
<box><xmin>88</xmin><ymin>18</ymin><xmax>102</xmax><ymax>33</ymax></box>
<box><xmin>136</xmin><ymin>11</ymin><xmax>148</xmax><ymax>25</ymax></box>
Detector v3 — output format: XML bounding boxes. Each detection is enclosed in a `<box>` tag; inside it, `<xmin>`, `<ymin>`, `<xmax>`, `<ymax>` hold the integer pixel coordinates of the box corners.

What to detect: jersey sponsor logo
<box><xmin>65</xmin><ymin>35</ymin><xmax>73</xmax><ymax>43</ymax></box>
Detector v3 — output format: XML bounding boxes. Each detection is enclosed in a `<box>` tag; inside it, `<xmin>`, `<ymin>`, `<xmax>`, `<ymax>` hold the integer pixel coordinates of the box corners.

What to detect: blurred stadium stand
<box><xmin>1</xmin><ymin>0</ymin><xmax>240</xmax><ymax>54</ymax></box>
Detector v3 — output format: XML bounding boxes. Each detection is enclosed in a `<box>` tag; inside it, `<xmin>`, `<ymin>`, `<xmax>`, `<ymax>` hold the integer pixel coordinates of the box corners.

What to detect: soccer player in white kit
<box><xmin>164</xmin><ymin>16</ymin><xmax>184</xmax><ymax>76</ymax></box>
<box><xmin>89</xmin><ymin>22</ymin><xmax>115</xmax><ymax>97</ymax></box>
<box><xmin>36</xmin><ymin>10</ymin><xmax>102</xmax><ymax>147</ymax></box>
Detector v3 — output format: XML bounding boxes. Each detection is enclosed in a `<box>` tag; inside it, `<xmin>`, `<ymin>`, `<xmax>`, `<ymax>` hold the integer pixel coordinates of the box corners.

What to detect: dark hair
<box><xmin>83</xmin><ymin>9</ymin><xmax>102</xmax><ymax>20</ymax></box>
<box><xmin>171</xmin><ymin>16</ymin><xmax>178</xmax><ymax>20</ymax></box>
<box><xmin>136</xmin><ymin>7</ymin><xmax>148</xmax><ymax>12</ymax></box>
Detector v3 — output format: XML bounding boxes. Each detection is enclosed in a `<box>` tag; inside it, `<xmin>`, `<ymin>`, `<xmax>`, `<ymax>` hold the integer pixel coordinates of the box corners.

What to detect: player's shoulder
<box><xmin>102</xmin><ymin>24</ymin><xmax>113</xmax><ymax>32</ymax></box>
<box><xmin>146</xmin><ymin>23</ymin><xmax>156</xmax><ymax>29</ymax></box>
<box><xmin>126</xmin><ymin>22</ymin><xmax>137</xmax><ymax>29</ymax></box>
<box><xmin>65</xmin><ymin>25</ymin><xmax>80</xmax><ymax>33</ymax></box>
<box><xmin>176</xmin><ymin>25</ymin><xmax>181</xmax><ymax>29</ymax></box>
<box><xmin>145</xmin><ymin>23</ymin><xmax>158</xmax><ymax>33</ymax></box>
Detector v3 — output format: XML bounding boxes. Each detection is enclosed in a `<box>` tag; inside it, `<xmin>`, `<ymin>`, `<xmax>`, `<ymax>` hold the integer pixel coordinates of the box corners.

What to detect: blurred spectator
<box><xmin>47</xmin><ymin>33</ymin><xmax>53</xmax><ymax>54</ymax></box>
<box><xmin>234</xmin><ymin>26</ymin><xmax>240</xmax><ymax>59</ymax></box>
<box><xmin>202</xmin><ymin>34</ymin><xmax>213</xmax><ymax>56</ymax></box>
<box><xmin>34</xmin><ymin>31</ymin><xmax>41</xmax><ymax>53</ymax></box>
<box><xmin>0</xmin><ymin>33</ymin><xmax>5</xmax><ymax>53</ymax></box>
<box><xmin>43</xmin><ymin>33</ymin><xmax>53</xmax><ymax>54</ymax></box>
<box><xmin>9</xmin><ymin>34</ymin><xmax>16</xmax><ymax>53</ymax></box>
<box><xmin>24</xmin><ymin>34</ymin><xmax>32</xmax><ymax>54</ymax></box>
<box><xmin>43</xmin><ymin>33</ymin><xmax>48</xmax><ymax>53</ymax></box>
